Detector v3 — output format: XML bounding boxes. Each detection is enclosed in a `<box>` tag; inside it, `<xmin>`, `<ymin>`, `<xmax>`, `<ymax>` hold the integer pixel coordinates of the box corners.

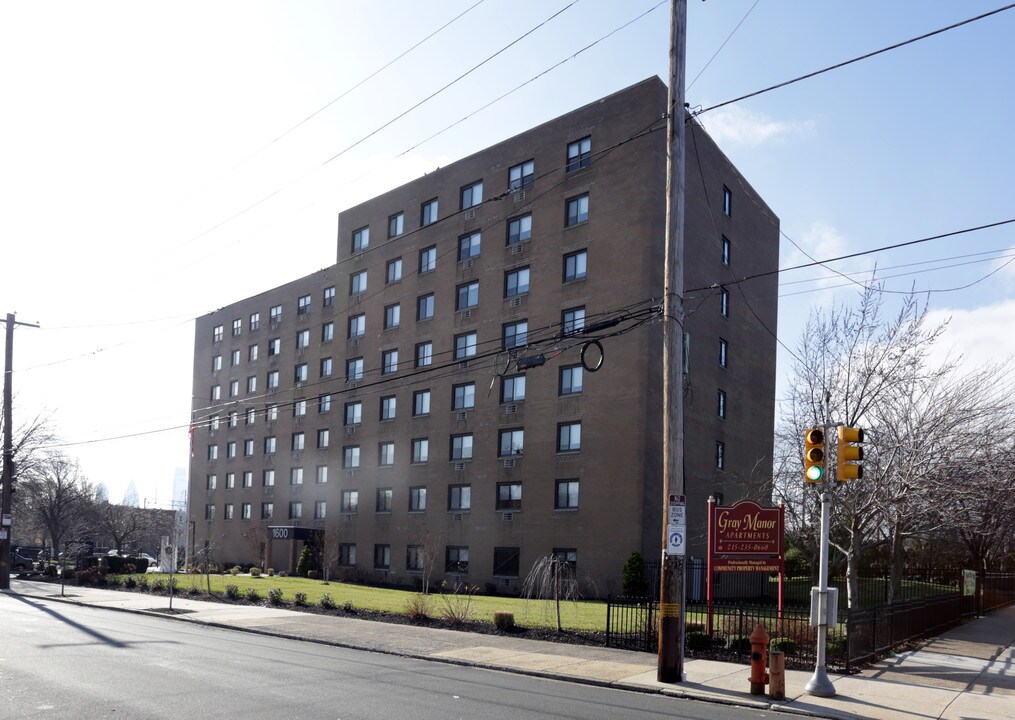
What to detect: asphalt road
<box><xmin>1</xmin><ymin>593</ymin><xmax>784</xmax><ymax>720</ymax></box>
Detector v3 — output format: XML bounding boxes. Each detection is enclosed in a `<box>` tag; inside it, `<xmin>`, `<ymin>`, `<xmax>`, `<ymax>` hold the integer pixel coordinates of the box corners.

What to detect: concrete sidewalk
<box><xmin>7</xmin><ymin>579</ymin><xmax>1014</xmax><ymax>720</ymax></box>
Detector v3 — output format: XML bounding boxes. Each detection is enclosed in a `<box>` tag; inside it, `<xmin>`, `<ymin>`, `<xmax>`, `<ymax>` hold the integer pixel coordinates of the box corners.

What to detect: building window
<box><xmin>263</xmin><ymin>469</ymin><xmax>275</xmax><ymax>487</ymax></box>
<box><xmin>374</xmin><ymin>544</ymin><xmax>391</xmax><ymax>570</ymax></box>
<box><xmin>209</xmin><ymin>415</ymin><xmax>220</xmax><ymax>432</ymax></box>
<box><xmin>316</xmin><ymin>465</ymin><xmax>328</xmax><ymax>484</ymax></box>
<box><xmin>343</xmin><ymin>401</ymin><xmax>362</xmax><ymax>426</ymax></box>
<box><xmin>212</xmin><ymin>325</ymin><xmax>223</xmax><ymax>343</ymax></box>
<box><xmin>341</xmin><ymin>490</ymin><xmax>359</xmax><ymax>513</ymax></box>
<box><xmin>382</xmin><ymin>349</ymin><xmax>398</xmax><ymax>375</ymax></box>
<box><xmin>504</xmin><ymin>267</ymin><xmax>529</xmax><ymax>298</ymax></box>
<box><xmin>243</xmin><ymin>472</ymin><xmax>253</xmax><ymax>488</ymax></box>
<box><xmin>319</xmin><ymin>394</ymin><xmax>332</xmax><ymax>413</ymax></box>
<box><xmin>409</xmin><ymin>486</ymin><xmax>427</xmax><ymax>511</ymax></box>
<box><xmin>445</xmin><ymin>546</ymin><xmax>469</xmax><ymax>572</ymax></box>
<box><xmin>269</xmin><ymin>305</ymin><xmax>282</xmax><ymax>325</ymax></box>
<box><xmin>206</xmin><ymin>474</ymin><xmax>217</xmax><ymax>490</ymax></box>
<box><xmin>346</xmin><ymin>357</ymin><xmax>364</xmax><ymax>382</ymax></box>
<box><xmin>380</xmin><ymin>395</ymin><xmax>396</xmax><ymax>421</ymax></box>
<box><xmin>297</xmin><ymin>295</ymin><xmax>311</xmax><ymax>316</ymax></box>
<box><xmin>716</xmin><ymin>441</ymin><xmax>726</xmax><ymax>470</ymax></box>
<box><xmin>250</xmin><ymin>312</ymin><xmax>260</xmax><ymax>331</ymax></box>
<box><xmin>503</xmin><ymin>321</ymin><xmax>527</xmax><ymax>350</ymax></box>
<box><xmin>558</xmin><ymin>422</ymin><xmax>582</xmax><ymax>453</ymax></box>
<box><xmin>268</xmin><ymin>337</ymin><xmax>281</xmax><ymax>356</ymax></box>
<box><xmin>450</xmin><ymin>434</ymin><xmax>473</xmax><ymax>461</ymax></box>
<box><xmin>718</xmin><ymin>337</ymin><xmax>729</xmax><ymax>369</ymax></box>
<box><xmin>508</xmin><ymin>160</ymin><xmax>534</xmax><ymax>190</ymax></box>
<box><xmin>314</xmin><ymin>500</ymin><xmax>326</xmax><ymax>520</ymax></box>
<box><xmin>559</xmin><ymin>365</ymin><xmax>583</xmax><ymax>395</ymax></box>
<box><xmin>243</xmin><ymin>439</ymin><xmax>254</xmax><ymax>457</ymax></box>
<box><xmin>566</xmin><ymin>194</ymin><xmax>589</xmax><ymax>227</ymax></box>
<box><xmin>322</xmin><ymin>322</ymin><xmax>334</xmax><ymax>343</ymax></box>
<box><xmin>723</xmin><ymin>186</ymin><xmax>732</xmax><ymax>217</ymax></box>
<box><xmin>454</xmin><ymin>178</ymin><xmax>483</xmax><ymax>210</ymax></box>
<box><xmin>507</xmin><ymin>214</ymin><xmax>532</xmax><ymax>245</ymax></box>
<box><xmin>499</xmin><ymin>429</ymin><xmax>524</xmax><ymax>456</ymax></box>
<box><xmin>458</xmin><ymin>232</ymin><xmax>481</xmax><ymax>261</ymax></box>
<box><xmin>350</xmin><ymin>270</ymin><xmax>367</xmax><ymax>295</ymax></box>
<box><xmin>406</xmin><ymin>545</ymin><xmax>424</xmax><ymax>571</ymax></box>
<box><xmin>231</xmin><ymin>349</ymin><xmax>241</xmax><ymax>367</ymax></box>
<box><xmin>352</xmin><ymin>226</ymin><xmax>369</xmax><ymax>252</ymax></box>
<box><xmin>566</xmin><ymin>136</ymin><xmax>591</xmax><ymax>171</ymax></box>
<box><xmin>349</xmin><ymin>314</ymin><xmax>365</xmax><ymax>338</ymax></box>
<box><xmin>291</xmin><ymin>432</ymin><xmax>305</xmax><ymax>452</ymax></box>
<box><xmin>416</xmin><ymin>293</ymin><xmax>435</xmax><ymax>322</ymax></box>
<box><xmin>555</xmin><ymin>479</ymin><xmax>579</xmax><ymax>509</ymax></box>
<box><xmin>243</xmin><ymin>376</ymin><xmax>254</xmax><ymax>395</ymax></box>
<box><xmin>496</xmin><ymin>483</ymin><xmax>522</xmax><ymax>511</ymax></box>
<box><xmin>386</xmin><ymin>258</ymin><xmax>402</xmax><ymax>284</ymax></box>
<box><xmin>452</xmin><ymin>382</ymin><xmax>475</xmax><ymax>410</ymax></box>
<box><xmin>323</xmin><ymin>286</ymin><xmax>336</xmax><ymax>307</ymax></box>
<box><xmin>552</xmin><ymin>548</ymin><xmax>578</xmax><ymax>571</ymax></box>
<box><xmin>376</xmin><ymin>488</ymin><xmax>393</xmax><ymax>512</ymax></box>
<box><xmin>378</xmin><ymin>442</ymin><xmax>395</xmax><ymax>466</ymax></box>
<box><xmin>413</xmin><ymin>389</ymin><xmax>431</xmax><ymax>416</ymax></box>
<box><xmin>419</xmin><ymin>245</ymin><xmax>437</xmax><ymax>274</ymax></box>
<box><xmin>415</xmin><ymin>341</ymin><xmax>433</xmax><ymax>368</ymax></box>
<box><xmin>339</xmin><ymin>544</ymin><xmax>356</xmax><ymax>566</ymax></box>
<box><xmin>241</xmin><ymin>503</ymin><xmax>251</xmax><ymax>520</ymax></box>
<box><xmin>384</xmin><ymin>304</ymin><xmax>400</xmax><ymax>329</ymax></box>
<box><xmin>317</xmin><ymin>428</ymin><xmax>330</xmax><ymax>449</ymax></box>
<box><xmin>229</xmin><ymin>380</ymin><xmax>240</xmax><ymax>398</ymax></box>
<box><xmin>248</xmin><ymin>344</ymin><xmax>259</xmax><ymax>362</ymax></box>
<box><xmin>207</xmin><ymin>445</ymin><xmax>218</xmax><ymax>461</ymax></box>
<box><xmin>454</xmin><ymin>332</ymin><xmax>477</xmax><ymax>360</ymax></box>
<box><xmin>562</xmin><ymin>307</ymin><xmax>585</xmax><ymax>335</ymax></box>
<box><xmin>290</xmin><ymin>467</ymin><xmax>304</xmax><ymax>485</ymax></box>
<box><xmin>388</xmin><ymin>212</ymin><xmax>404</xmax><ymax>238</ymax></box>
<box><xmin>226</xmin><ymin>441</ymin><xmax>236</xmax><ymax>459</ymax></box>
<box><xmin>343</xmin><ymin>446</ymin><xmax>360</xmax><ymax>469</ymax></box>
<box><xmin>456</xmin><ymin>282</ymin><xmax>479</xmax><ymax>310</ymax></box>
<box><xmin>212</xmin><ymin>355</ymin><xmax>222</xmax><ymax>372</ymax></box>
<box><xmin>721</xmin><ymin>236</ymin><xmax>730</xmax><ymax>266</ymax></box>
<box><xmin>245</xmin><ymin>408</ymin><xmax>256</xmax><ymax>425</ymax></box>
<box><xmin>266</xmin><ymin>370</ymin><xmax>279</xmax><ymax>389</ymax></box>
<box><xmin>501</xmin><ymin>374</ymin><xmax>526</xmax><ymax>403</ymax></box>
<box><xmin>294</xmin><ymin>363</ymin><xmax>308</xmax><ymax>384</ymax></box>
<box><xmin>493</xmin><ymin>546</ymin><xmax>520</xmax><ymax>577</ymax></box>
<box><xmin>211</xmin><ymin>385</ymin><xmax>221</xmax><ymax>401</ymax></box>
<box><xmin>228</xmin><ymin>411</ymin><xmax>238</xmax><ymax>428</ymax></box>
<box><xmin>226</xmin><ymin>472</ymin><xmax>236</xmax><ymax>489</ymax></box>
<box><xmin>720</xmin><ymin>287</ymin><xmax>729</xmax><ymax>318</ymax></box>
<box><xmin>266</xmin><ymin>404</ymin><xmax>278</xmax><ymax>423</ymax></box>
<box><xmin>320</xmin><ymin>357</ymin><xmax>333</xmax><ymax>377</ymax></box>
<box><xmin>261</xmin><ymin>502</ymin><xmax>273</xmax><ymax>520</ymax></box>
<box><xmin>421</xmin><ymin>198</ymin><xmax>438</xmax><ymax>226</ymax></box>
<box><xmin>718</xmin><ymin>389</ymin><xmax>727</xmax><ymax>419</ymax></box>
<box><xmin>412</xmin><ymin>438</ymin><xmax>429</xmax><ymax>464</ymax></box>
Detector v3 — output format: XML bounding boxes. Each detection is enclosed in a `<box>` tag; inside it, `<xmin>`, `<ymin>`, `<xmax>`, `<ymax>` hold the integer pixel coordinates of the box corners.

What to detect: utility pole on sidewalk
<box><xmin>1</xmin><ymin>312</ymin><xmax>40</xmax><ymax>590</ymax></box>
<box><xmin>658</xmin><ymin>0</ymin><xmax>688</xmax><ymax>684</ymax></box>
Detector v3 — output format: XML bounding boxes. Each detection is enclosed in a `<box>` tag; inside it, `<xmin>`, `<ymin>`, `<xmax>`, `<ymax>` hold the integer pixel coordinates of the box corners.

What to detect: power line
<box><xmin>686</xmin><ymin>0</ymin><xmax>761</xmax><ymax>91</ymax></box>
<box><xmin>694</xmin><ymin>3</ymin><xmax>1015</xmax><ymax>116</ymax></box>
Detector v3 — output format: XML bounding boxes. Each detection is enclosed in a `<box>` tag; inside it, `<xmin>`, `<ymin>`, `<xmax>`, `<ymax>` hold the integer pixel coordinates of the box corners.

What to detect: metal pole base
<box><xmin>805</xmin><ymin>666</ymin><xmax>836</xmax><ymax>697</ymax></box>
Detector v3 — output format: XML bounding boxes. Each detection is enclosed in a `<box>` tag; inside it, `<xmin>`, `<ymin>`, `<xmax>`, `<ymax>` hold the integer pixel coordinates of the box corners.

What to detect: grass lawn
<box><xmin>118</xmin><ymin>573</ymin><xmax>608</xmax><ymax>631</ymax></box>
<box><xmin>777</xmin><ymin>575</ymin><xmax>956</xmax><ymax>607</ymax></box>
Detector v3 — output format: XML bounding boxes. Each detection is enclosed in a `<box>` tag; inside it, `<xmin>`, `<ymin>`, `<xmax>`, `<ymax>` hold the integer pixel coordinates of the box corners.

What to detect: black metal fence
<box><xmin>606</xmin><ymin>568</ymin><xmax>1015</xmax><ymax>672</ymax></box>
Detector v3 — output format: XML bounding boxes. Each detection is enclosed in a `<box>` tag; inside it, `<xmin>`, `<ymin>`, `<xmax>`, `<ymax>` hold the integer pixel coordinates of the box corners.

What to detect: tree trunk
<box><xmin>887</xmin><ymin>524</ymin><xmax>906</xmax><ymax>604</ymax></box>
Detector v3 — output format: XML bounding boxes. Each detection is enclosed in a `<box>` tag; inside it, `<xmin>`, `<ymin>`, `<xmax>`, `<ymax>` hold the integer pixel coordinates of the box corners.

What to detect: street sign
<box><xmin>1</xmin><ymin>513</ymin><xmax>10</xmax><ymax>527</ymax></box>
<box><xmin>667</xmin><ymin>524</ymin><xmax>686</xmax><ymax>556</ymax></box>
<box><xmin>668</xmin><ymin>494</ymin><xmax>686</xmax><ymax>525</ymax></box>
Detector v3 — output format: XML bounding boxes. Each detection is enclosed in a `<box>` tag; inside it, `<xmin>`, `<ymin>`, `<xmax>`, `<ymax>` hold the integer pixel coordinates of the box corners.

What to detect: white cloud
<box><xmin>699</xmin><ymin>106</ymin><xmax>814</xmax><ymax>147</ymax></box>
<box><xmin>925</xmin><ymin>300</ymin><xmax>1015</xmax><ymax>373</ymax></box>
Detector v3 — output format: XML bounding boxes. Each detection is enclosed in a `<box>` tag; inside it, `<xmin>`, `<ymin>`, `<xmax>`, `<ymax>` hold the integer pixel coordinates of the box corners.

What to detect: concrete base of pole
<box><xmin>805</xmin><ymin>666</ymin><xmax>836</xmax><ymax>697</ymax></box>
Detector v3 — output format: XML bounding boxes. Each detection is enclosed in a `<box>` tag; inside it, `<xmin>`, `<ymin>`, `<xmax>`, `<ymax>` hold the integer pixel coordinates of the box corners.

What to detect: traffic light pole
<box><xmin>806</xmin><ymin>425</ymin><xmax>837</xmax><ymax>697</ymax></box>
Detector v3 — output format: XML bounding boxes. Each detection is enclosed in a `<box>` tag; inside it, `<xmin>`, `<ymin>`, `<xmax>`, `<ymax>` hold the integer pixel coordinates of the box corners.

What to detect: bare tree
<box><xmin>521</xmin><ymin>554</ymin><xmax>581</xmax><ymax>632</ymax></box>
<box><xmin>417</xmin><ymin>526</ymin><xmax>444</xmax><ymax>594</ymax></box>
<box><xmin>15</xmin><ymin>451</ymin><xmax>97</xmax><ymax>551</ymax></box>
<box><xmin>96</xmin><ymin>503</ymin><xmax>146</xmax><ymax>552</ymax></box>
<box><xmin>318</xmin><ymin>526</ymin><xmax>342</xmax><ymax>581</ymax></box>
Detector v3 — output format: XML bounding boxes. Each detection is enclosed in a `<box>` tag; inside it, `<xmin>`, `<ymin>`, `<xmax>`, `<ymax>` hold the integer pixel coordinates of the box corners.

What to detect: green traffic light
<box><xmin>806</xmin><ymin>465</ymin><xmax>824</xmax><ymax>482</ymax></box>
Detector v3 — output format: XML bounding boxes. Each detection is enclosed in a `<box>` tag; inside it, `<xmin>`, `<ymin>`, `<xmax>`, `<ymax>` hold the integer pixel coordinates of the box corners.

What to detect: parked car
<box><xmin>9</xmin><ymin>553</ymin><xmax>34</xmax><ymax>571</ymax></box>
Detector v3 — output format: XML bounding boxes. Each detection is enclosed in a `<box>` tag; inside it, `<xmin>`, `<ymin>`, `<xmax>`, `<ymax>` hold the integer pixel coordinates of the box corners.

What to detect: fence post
<box><xmin>605</xmin><ymin>596</ymin><xmax>612</xmax><ymax>647</ymax></box>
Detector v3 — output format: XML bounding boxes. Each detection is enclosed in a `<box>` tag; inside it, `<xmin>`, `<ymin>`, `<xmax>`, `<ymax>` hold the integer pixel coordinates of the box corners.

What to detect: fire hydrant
<box><xmin>749</xmin><ymin>623</ymin><xmax>770</xmax><ymax>696</ymax></box>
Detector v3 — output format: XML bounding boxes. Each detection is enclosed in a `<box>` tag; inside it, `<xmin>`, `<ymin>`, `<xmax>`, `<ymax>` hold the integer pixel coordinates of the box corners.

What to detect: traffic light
<box><xmin>837</xmin><ymin>426</ymin><xmax>864</xmax><ymax>481</ymax></box>
<box><xmin>804</xmin><ymin>428</ymin><xmax>825</xmax><ymax>483</ymax></box>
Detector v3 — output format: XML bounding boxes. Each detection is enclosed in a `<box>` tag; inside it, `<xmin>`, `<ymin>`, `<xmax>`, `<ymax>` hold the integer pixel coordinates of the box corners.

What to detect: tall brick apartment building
<box><xmin>189</xmin><ymin>77</ymin><xmax>779</xmax><ymax>595</ymax></box>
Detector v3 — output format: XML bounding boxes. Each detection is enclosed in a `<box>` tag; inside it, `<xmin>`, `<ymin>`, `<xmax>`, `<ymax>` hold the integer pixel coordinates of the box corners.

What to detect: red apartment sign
<box><xmin>711</xmin><ymin>500</ymin><xmax>782</xmax><ymax>556</ymax></box>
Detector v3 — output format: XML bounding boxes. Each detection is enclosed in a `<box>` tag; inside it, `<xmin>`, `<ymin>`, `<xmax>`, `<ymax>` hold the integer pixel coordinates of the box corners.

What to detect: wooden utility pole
<box><xmin>1</xmin><ymin>313</ymin><xmax>40</xmax><ymax>590</ymax></box>
<box><xmin>658</xmin><ymin>0</ymin><xmax>687</xmax><ymax>683</ymax></box>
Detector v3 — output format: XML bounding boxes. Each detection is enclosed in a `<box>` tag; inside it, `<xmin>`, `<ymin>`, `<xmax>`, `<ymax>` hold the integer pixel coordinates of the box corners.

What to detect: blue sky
<box><xmin>1</xmin><ymin>0</ymin><xmax>1012</xmax><ymax>506</ymax></box>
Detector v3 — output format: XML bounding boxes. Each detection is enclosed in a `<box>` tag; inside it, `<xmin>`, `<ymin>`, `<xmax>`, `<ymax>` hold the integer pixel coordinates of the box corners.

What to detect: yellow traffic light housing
<box><xmin>804</xmin><ymin>428</ymin><xmax>825</xmax><ymax>483</ymax></box>
<box><xmin>837</xmin><ymin>426</ymin><xmax>864</xmax><ymax>481</ymax></box>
